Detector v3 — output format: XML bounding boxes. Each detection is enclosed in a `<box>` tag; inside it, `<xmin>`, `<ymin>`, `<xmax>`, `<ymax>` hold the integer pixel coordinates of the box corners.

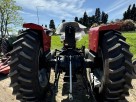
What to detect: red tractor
<box><xmin>8</xmin><ymin>22</ymin><xmax>135</xmax><ymax>102</ymax></box>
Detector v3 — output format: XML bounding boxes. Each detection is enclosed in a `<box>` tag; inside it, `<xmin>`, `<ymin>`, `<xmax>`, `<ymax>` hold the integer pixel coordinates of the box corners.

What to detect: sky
<box><xmin>16</xmin><ymin>0</ymin><xmax>136</xmax><ymax>28</ymax></box>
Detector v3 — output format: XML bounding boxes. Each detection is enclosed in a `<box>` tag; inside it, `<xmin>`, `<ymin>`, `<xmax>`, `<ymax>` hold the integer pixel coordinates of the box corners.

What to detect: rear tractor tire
<box><xmin>9</xmin><ymin>30</ymin><xmax>51</xmax><ymax>102</ymax></box>
<box><xmin>91</xmin><ymin>30</ymin><xmax>134</xmax><ymax>102</ymax></box>
<box><xmin>132</xmin><ymin>59</ymin><xmax>136</xmax><ymax>76</ymax></box>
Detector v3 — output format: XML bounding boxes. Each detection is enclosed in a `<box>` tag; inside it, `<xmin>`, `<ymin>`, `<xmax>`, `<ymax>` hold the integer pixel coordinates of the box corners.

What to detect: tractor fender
<box><xmin>23</xmin><ymin>23</ymin><xmax>51</xmax><ymax>51</ymax></box>
<box><xmin>89</xmin><ymin>24</ymin><xmax>120</xmax><ymax>53</ymax></box>
<box><xmin>23</xmin><ymin>23</ymin><xmax>47</xmax><ymax>30</ymax></box>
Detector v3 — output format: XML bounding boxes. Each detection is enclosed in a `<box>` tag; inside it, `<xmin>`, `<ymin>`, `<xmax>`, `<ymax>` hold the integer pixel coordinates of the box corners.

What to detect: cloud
<box><xmin>18</xmin><ymin>11</ymin><xmax>36</xmax><ymax>17</ymax></box>
<box><xmin>16</xmin><ymin>0</ymin><xmax>93</xmax><ymax>20</ymax></box>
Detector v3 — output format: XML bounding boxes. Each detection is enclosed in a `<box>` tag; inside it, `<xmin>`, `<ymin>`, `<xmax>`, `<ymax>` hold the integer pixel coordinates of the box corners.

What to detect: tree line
<box><xmin>75</xmin><ymin>8</ymin><xmax>108</xmax><ymax>28</ymax></box>
<box><xmin>49</xmin><ymin>8</ymin><xmax>108</xmax><ymax>29</ymax></box>
<box><xmin>123</xmin><ymin>4</ymin><xmax>136</xmax><ymax>21</ymax></box>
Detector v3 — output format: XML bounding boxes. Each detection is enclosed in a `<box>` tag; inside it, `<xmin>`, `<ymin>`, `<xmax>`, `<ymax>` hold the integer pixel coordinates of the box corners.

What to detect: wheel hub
<box><xmin>38</xmin><ymin>68</ymin><xmax>48</xmax><ymax>88</ymax></box>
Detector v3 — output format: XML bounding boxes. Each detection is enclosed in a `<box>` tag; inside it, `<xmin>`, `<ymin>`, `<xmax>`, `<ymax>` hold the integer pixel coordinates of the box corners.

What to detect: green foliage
<box><xmin>101</xmin><ymin>12</ymin><xmax>108</xmax><ymax>24</ymax></box>
<box><xmin>123</xmin><ymin>4</ymin><xmax>136</xmax><ymax>21</ymax></box>
<box><xmin>75</xmin><ymin>17</ymin><xmax>78</xmax><ymax>22</ymax></box>
<box><xmin>76</xmin><ymin>9</ymin><xmax>108</xmax><ymax>28</ymax></box>
<box><xmin>0</xmin><ymin>0</ymin><xmax>23</xmax><ymax>37</ymax></box>
<box><xmin>79</xmin><ymin>18</ymin><xmax>83</xmax><ymax>24</ymax></box>
<box><xmin>45</xmin><ymin>25</ymin><xmax>47</xmax><ymax>27</ymax></box>
<box><xmin>83</xmin><ymin>11</ymin><xmax>88</xmax><ymax>26</ymax></box>
<box><xmin>49</xmin><ymin>19</ymin><xmax>55</xmax><ymax>29</ymax></box>
<box><xmin>95</xmin><ymin>8</ymin><xmax>101</xmax><ymax>23</ymax></box>
<box><xmin>88</xmin><ymin>15</ymin><xmax>95</xmax><ymax>26</ymax></box>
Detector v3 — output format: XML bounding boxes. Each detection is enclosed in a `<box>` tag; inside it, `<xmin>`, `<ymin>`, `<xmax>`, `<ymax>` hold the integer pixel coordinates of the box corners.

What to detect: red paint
<box><xmin>89</xmin><ymin>24</ymin><xmax>120</xmax><ymax>53</ymax></box>
<box><xmin>89</xmin><ymin>27</ymin><xmax>99</xmax><ymax>53</ymax></box>
<box><xmin>0</xmin><ymin>63</ymin><xmax>10</xmax><ymax>74</ymax></box>
<box><xmin>23</xmin><ymin>23</ymin><xmax>47</xmax><ymax>30</ymax></box>
<box><xmin>42</xmin><ymin>31</ymin><xmax>51</xmax><ymax>51</ymax></box>
<box><xmin>23</xmin><ymin>23</ymin><xmax>51</xmax><ymax>51</ymax></box>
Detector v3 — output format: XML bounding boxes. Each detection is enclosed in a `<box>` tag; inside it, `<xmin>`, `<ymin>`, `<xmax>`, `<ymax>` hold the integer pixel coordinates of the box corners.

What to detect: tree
<box><xmin>62</xmin><ymin>19</ymin><xmax>65</xmax><ymax>23</ymax></box>
<box><xmin>101</xmin><ymin>12</ymin><xmax>108</xmax><ymax>24</ymax></box>
<box><xmin>0</xmin><ymin>0</ymin><xmax>23</xmax><ymax>37</ymax></box>
<box><xmin>88</xmin><ymin>16</ymin><xmax>93</xmax><ymax>27</ymax></box>
<box><xmin>45</xmin><ymin>25</ymin><xmax>47</xmax><ymax>28</ymax></box>
<box><xmin>104</xmin><ymin>13</ymin><xmax>108</xmax><ymax>23</ymax></box>
<box><xmin>91</xmin><ymin>15</ymin><xmax>95</xmax><ymax>24</ymax></box>
<box><xmin>123</xmin><ymin>11</ymin><xmax>127</xmax><ymax>20</ymax></box>
<box><xmin>123</xmin><ymin>5</ymin><xmax>131</xmax><ymax>20</ymax></box>
<box><xmin>49</xmin><ymin>19</ymin><xmax>55</xmax><ymax>29</ymax></box>
<box><xmin>131</xmin><ymin>4</ymin><xmax>136</xmax><ymax>21</ymax></box>
<box><xmin>88</xmin><ymin>15</ymin><xmax>95</xmax><ymax>27</ymax></box>
<box><xmin>95</xmin><ymin>8</ymin><xmax>101</xmax><ymax>23</ymax></box>
<box><xmin>123</xmin><ymin>4</ymin><xmax>136</xmax><ymax>21</ymax></box>
<box><xmin>79</xmin><ymin>18</ymin><xmax>83</xmax><ymax>24</ymax></box>
<box><xmin>75</xmin><ymin>17</ymin><xmax>78</xmax><ymax>22</ymax></box>
<box><xmin>126</xmin><ymin>5</ymin><xmax>132</xmax><ymax>19</ymax></box>
<box><xmin>83</xmin><ymin>11</ymin><xmax>88</xmax><ymax>26</ymax></box>
<box><xmin>101</xmin><ymin>12</ymin><xmax>105</xmax><ymax>23</ymax></box>
<box><xmin>73</xmin><ymin>8</ymin><xmax>109</xmax><ymax>28</ymax></box>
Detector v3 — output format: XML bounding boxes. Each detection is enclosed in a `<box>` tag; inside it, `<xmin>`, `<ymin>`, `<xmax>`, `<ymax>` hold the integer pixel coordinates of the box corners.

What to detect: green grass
<box><xmin>51</xmin><ymin>35</ymin><xmax>89</xmax><ymax>50</ymax></box>
<box><xmin>123</xmin><ymin>32</ymin><xmax>136</xmax><ymax>59</ymax></box>
<box><xmin>51</xmin><ymin>32</ymin><xmax>136</xmax><ymax>58</ymax></box>
<box><xmin>51</xmin><ymin>36</ymin><xmax>63</xmax><ymax>50</ymax></box>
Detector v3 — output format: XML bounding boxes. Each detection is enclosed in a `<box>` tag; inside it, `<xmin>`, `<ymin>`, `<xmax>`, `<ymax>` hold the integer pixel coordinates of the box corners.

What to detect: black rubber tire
<box><xmin>133</xmin><ymin>60</ymin><xmax>136</xmax><ymax>65</ymax></box>
<box><xmin>94</xmin><ymin>30</ymin><xmax>134</xmax><ymax>102</ymax></box>
<box><xmin>132</xmin><ymin>59</ymin><xmax>136</xmax><ymax>76</ymax></box>
<box><xmin>1</xmin><ymin>38</ymin><xmax>12</xmax><ymax>54</ymax></box>
<box><xmin>9</xmin><ymin>29</ymin><xmax>50</xmax><ymax>102</ymax></box>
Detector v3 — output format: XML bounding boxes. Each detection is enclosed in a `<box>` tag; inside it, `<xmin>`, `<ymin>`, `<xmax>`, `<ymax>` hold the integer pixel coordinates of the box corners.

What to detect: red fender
<box><xmin>89</xmin><ymin>24</ymin><xmax>120</xmax><ymax>53</ymax></box>
<box><xmin>23</xmin><ymin>23</ymin><xmax>47</xmax><ymax>30</ymax></box>
<box><xmin>23</xmin><ymin>23</ymin><xmax>51</xmax><ymax>52</ymax></box>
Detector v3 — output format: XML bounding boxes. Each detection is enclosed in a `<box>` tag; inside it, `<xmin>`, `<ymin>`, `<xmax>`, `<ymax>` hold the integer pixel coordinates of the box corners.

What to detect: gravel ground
<box><xmin>0</xmin><ymin>71</ymin><xmax>136</xmax><ymax>102</ymax></box>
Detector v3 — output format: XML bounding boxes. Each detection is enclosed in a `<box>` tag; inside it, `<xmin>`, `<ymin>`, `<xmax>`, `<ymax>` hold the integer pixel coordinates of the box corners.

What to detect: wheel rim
<box><xmin>39</xmin><ymin>69</ymin><xmax>48</xmax><ymax>88</ymax></box>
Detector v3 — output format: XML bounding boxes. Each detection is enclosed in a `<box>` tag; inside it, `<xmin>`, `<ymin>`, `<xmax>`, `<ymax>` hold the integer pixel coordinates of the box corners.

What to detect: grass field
<box><xmin>123</xmin><ymin>32</ymin><xmax>136</xmax><ymax>59</ymax></box>
<box><xmin>51</xmin><ymin>32</ymin><xmax>136</xmax><ymax>59</ymax></box>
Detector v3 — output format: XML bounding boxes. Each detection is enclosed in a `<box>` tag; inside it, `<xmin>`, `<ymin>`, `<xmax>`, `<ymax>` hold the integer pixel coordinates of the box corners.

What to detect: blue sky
<box><xmin>16</xmin><ymin>0</ymin><xmax>136</xmax><ymax>28</ymax></box>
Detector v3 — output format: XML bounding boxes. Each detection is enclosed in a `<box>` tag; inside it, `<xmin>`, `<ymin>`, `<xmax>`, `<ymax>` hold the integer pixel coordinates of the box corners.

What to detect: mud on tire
<box><xmin>94</xmin><ymin>30</ymin><xmax>134</xmax><ymax>102</ymax></box>
<box><xmin>9</xmin><ymin>29</ymin><xmax>50</xmax><ymax>102</ymax></box>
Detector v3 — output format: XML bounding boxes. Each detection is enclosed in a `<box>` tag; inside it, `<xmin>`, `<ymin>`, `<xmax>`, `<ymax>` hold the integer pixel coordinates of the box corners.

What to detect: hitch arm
<box><xmin>69</xmin><ymin>55</ymin><xmax>73</xmax><ymax>101</ymax></box>
<box><xmin>82</xmin><ymin>68</ymin><xmax>97</xmax><ymax>102</ymax></box>
<box><xmin>52</xmin><ymin>56</ymin><xmax>60</xmax><ymax>102</ymax></box>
